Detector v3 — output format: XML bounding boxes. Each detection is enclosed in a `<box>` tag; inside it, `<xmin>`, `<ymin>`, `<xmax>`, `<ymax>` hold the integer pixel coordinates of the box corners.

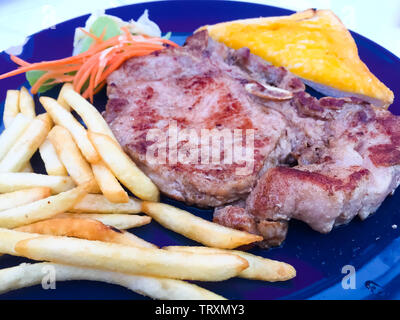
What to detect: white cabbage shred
<box><xmin>73</xmin><ymin>10</ymin><xmax>162</xmax><ymax>55</ymax></box>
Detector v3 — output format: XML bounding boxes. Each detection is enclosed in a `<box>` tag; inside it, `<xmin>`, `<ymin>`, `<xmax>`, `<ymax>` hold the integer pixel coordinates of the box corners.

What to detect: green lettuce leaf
<box><xmin>26</xmin><ymin>70</ymin><xmax>56</xmax><ymax>93</ymax></box>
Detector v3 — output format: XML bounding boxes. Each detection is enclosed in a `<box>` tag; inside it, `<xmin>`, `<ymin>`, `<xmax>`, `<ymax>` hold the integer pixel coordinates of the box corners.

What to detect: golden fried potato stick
<box><xmin>0</xmin><ymin>187</ymin><xmax>51</xmax><ymax>211</ymax></box>
<box><xmin>39</xmin><ymin>138</ymin><xmax>68</xmax><ymax>176</ymax></box>
<box><xmin>61</xmin><ymin>83</ymin><xmax>117</xmax><ymax>140</ymax></box>
<box><xmin>3</xmin><ymin>90</ymin><xmax>19</xmax><ymax>128</ymax></box>
<box><xmin>40</xmin><ymin>96</ymin><xmax>126</xmax><ymax>202</ymax></box>
<box><xmin>0</xmin><ymin>113</ymin><xmax>52</xmax><ymax>172</ymax></box>
<box><xmin>0</xmin><ymin>262</ymin><xmax>226</xmax><ymax>300</ymax></box>
<box><xmin>91</xmin><ymin>161</ymin><xmax>129</xmax><ymax>203</ymax></box>
<box><xmin>56</xmin><ymin>83</ymin><xmax>71</xmax><ymax>111</ymax></box>
<box><xmin>20</xmin><ymin>162</ymin><xmax>33</xmax><ymax>172</ymax></box>
<box><xmin>0</xmin><ymin>172</ymin><xmax>75</xmax><ymax>194</ymax></box>
<box><xmin>142</xmin><ymin>202</ymin><xmax>263</xmax><ymax>249</ymax></box>
<box><xmin>0</xmin><ymin>113</ymin><xmax>30</xmax><ymax>161</ymax></box>
<box><xmin>70</xmin><ymin>194</ymin><xmax>142</xmax><ymax>214</ymax></box>
<box><xmin>54</xmin><ymin>213</ymin><xmax>151</xmax><ymax>230</ymax></box>
<box><xmin>164</xmin><ymin>246</ymin><xmax>296</xmax><ymax>282</ymax></box>
<box><xmin>19</xmin><ymin>86</ymin><xmax>35</xmax><ymax>119</ymax></box>
<box><xmin>39</xmin><ymin>96</ymin><xmax>99</xmax><ymax>163</ymax></box>
<box><xmin>0</xmin><ymin>184</ymin><xmax>87</xmax><ymax>228</ymax></box>
<box><xmin>0</xmin><ymin>228</ymin><xmax>249</xmax><ymax>281</ymax></box>
<box><xmin>88</xmin><ymin>131</ymin><xmax>159</xmax><ymax>202</ymax></box>
<box><xmin>48</xmin><ymin>126</ymin><xmax>100</xmax><ymax>193</ymax></box>
<box><xmin>15</xmin><ymin>217</ymin><xmax>156</xmax><ymax>249</ymax></box>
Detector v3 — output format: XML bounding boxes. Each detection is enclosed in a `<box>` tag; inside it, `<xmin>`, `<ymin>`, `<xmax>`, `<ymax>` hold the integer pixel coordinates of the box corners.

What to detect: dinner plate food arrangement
<box><xmin>0</xmin><ymin>1</ymin><xmax>400</xmax><ymax>300</ymax></box>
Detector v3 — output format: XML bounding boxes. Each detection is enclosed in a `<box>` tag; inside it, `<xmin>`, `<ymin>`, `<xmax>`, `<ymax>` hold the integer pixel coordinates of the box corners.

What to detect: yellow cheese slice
<box><xmin>198</xmin><ymin>9</ymin><xmax>394</xmax><ymax>108</ymax></box>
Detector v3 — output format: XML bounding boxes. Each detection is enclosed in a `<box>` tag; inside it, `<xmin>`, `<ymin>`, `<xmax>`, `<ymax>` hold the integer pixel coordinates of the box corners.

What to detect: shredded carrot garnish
<box><xmin>10</xmin><ymin>55</ymin><xmax>30</xmax><ymax>67</ymax></box>
<box><xmin>0</xmin><ymin>27</ymin><xmax>178</xmax><ymax>101</ymax></box>
<box><xmin>80</xmin><ymin>28</ymin><xmax>102</xmax><ymax>43</ymax></box>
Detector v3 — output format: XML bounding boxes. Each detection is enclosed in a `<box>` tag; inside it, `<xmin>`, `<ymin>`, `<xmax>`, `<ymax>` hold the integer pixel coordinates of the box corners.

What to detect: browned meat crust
<box><xmin>246</xmin><ymin>95</ymin><xmax>400</xmax><ymax>233</ymax></box>
<box><xmin>213</xmin><ymin>205</ymin><xmax>288</xmax><ymax>248</ymax></box>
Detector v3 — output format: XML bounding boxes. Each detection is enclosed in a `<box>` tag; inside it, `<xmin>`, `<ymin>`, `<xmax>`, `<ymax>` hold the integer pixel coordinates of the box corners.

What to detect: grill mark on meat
<box><xmin>105</xmin><ymin>98</ymin><xmax>129</xmax><ymax>122</ymax></box>
<box><xmin>143</xmin><ymin>86</ymin><xmax>154</xmax><ymax>100</ymax></box>
<box><xmin>377</xmin><ymin>116</ymin><xmax>400</xmax><ymax>144</ymax></box>
<box><xmin>128</xmin><ymin>135</ymin><xmax>154</xmax><ymax>155</ymax></box>
<box><xmin>262</xmin><ymin>166</ymin><xmax>370</xmax><ymax>195</ymax></box>
<box><xmin>368</xmin><ymin>144</ymin><xmax>400</xmax><ymax>166</ymax></box>
<box><xmin>212</xmin><ymin>93</ymin><xmax>253</xmax><ymax>130</ymax></box>
<box><xmin>176</xmin><ymin>75</ymin><xmax>213</xmax><ymax>93</ymax></box>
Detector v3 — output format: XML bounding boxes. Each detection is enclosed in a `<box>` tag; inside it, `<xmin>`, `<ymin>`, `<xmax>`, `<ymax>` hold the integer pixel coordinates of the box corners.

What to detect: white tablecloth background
<box><xmin>0</xmin><ymin>0</ymin><xmax>399</xmax><ymax>58</ymax></box>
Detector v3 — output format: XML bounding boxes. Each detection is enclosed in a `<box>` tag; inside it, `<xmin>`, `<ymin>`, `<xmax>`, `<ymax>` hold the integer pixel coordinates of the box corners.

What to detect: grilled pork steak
<box><xmin>105</xmin><ymin>31</ymin><xmax>400</xmax><ymax>247</ymax></box>
<box><xmin>105</xmin><ymin>31</ymin><xmax>302</xmax><ymax>207</ymax></box>
<box><xmin>247</xmin><ymin>95</ymin><xmax>400</xmax><ymax>234</ymax></box>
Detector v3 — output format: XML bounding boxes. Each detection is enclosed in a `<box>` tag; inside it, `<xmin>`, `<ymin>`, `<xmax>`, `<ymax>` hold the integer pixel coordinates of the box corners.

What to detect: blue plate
<box><xmin>1</xmin><ymin>0</ymin><xmax>400</xmax><ymax>300</ymax></box>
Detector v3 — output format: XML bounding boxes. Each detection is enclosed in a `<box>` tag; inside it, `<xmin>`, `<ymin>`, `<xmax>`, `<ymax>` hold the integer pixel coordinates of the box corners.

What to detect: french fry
<box><xmin>91</xmin><ymin>161</ymin><xmax>129</xmax><ymax>203</ymax></box>
<box><xmin>19</xmin><ymin>86</ymin><xmax>35</xmax><ymax>119</ymax></box>
<box><xmin>56</xmin><ymin>83</ymin><xmax>71</xmax><ymax>110</ymax></box>
<box><xmin>0</xmin><ymin>113</ymin><xmax>52</xmax><ymax>172</ymax></box>
<box><xmin>20</xmin><ymin>162</ymin><xmax>33</xmax><ymax>172</ymax></box>
<box><xmin>0</xmin><ymin>187</ymin><xmax>51</xmax><ymax>211</ymax></box>
<box><xmin>0</xmin><ymin>172</ymin><xmax>75</xmax><ymax>194</ymax></box>
<box><xmin>15</xmin><ymin>217</ymin><xmax>156</xmax><ymax>248</ymax></box>
<box><xmin>0</xmin><ymin>262</ymin><xmax>226</xmax><ymax>300</ymax></box>
<box><xmin>116</xmin><ymin>230</ymin><xmax>157</xmax><ymax>248</ymax></box>
<box><xmin>0</xmin><ymin>113</ymin><xmax>30</xmax><ymax>161</ymax></box>
<box><xmin>39</xmin><ymin>138</ymin><xmax>68</xmax><ymax>176</ymax></box>
<box><xmin>88</xmin><ymin>131</ymin><xmax>159</xmax><ymax>202</ymax></box>
<box><xmin>62</xmin><ymin>83</ymin><xmax>116</xmax><ymax>140</ymax></box>
<box><xmin>3</xmin><ymin>90</ymin><xmax>19</xmax><ymax>128</ymax></box>
<box><xmin>0</xmin><ymin>184</ymin><xmax>87</xmax><ymax>228</ymax></box>
<box><xmin>54</xmin><ymin>213</ymin><xmax>151</xmax><ymax>230</ymax></box>
<box><xmin>10</xmin><ymin>231</ymin><xmax>248</xmax><ymax>281</ymax></box>
<box><xmin>39</xmin><ymin>96</ymin><xmax>99</xmax><ymax>163</ymax></box>
<box><xmin>70</xmin><ymin>194</ymin><xmax>141</xmax><ymax>214</ymax></box>
<box><xmin>0</xmin><ymin>228</ymin><xmax>38</xmax><ymax>255</ymax></box>
<box><xmin>142</xmin><ymin>202</ymin><xmax>263</xmax><ymax>249</ymax></box>
<box><xmin>48</xmin><ymin>126</ymin><xmax>100</xmax><ymax>193</ymax></box>
<box><xmin>164</xmin><ymin>246</ymin><xmax>296</xmax><ymax>282</ymax></box>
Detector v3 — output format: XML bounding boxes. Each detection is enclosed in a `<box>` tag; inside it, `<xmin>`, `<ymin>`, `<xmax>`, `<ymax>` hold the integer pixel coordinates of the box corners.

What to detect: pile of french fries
<box><xmin>0</xmin><ymin>84</ymin><xmax>296</xmax><ymax>300</ymax></box>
